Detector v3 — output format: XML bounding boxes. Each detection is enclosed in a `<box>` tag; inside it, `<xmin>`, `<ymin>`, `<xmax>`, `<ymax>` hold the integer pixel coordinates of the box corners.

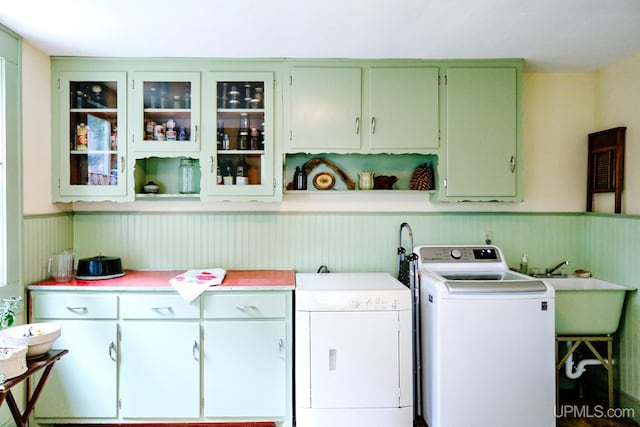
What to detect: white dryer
<box><xmin>295</xmin><ymin>273</ymin><xmax>413</xmax><ymax>427</ymax></box>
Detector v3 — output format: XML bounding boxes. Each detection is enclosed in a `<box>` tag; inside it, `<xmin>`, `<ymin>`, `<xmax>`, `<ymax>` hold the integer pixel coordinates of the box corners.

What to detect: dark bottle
<box><xmin>216</xmin><ymin>120</ymin><xmax>224</xmax><ymax>150</ymax></box>
<box><xmin>221</xmin><ymin>158</ymin><xmax>234</xmax><ymax>177</ymax></box>
<box><xmin>294</xmin><ymin>166</ymin><xmax>307</xmax><ymax>190</ymax></box>
<box><xmin>250</xmin><ymin>128</ymin><xmax>259</xmax><ymax>150</ymax></box>
<box><xmin>259</xmin><ymin>122</ymin><xmax>265</xmax><ymax>150</ymax></box>
<box><xmin>237</xmin><ymin>113</ymin><xmax>250</xmax><ymax>150</ymax></box>
<box><xmin>236</xmin><ymin>156</ymin><xmax>249</xmax><ymax>177</ymax></box>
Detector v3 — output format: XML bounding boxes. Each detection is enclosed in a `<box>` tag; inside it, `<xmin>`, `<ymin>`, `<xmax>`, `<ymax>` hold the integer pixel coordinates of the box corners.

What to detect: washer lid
<box><xmin>443</xmin><ymin>279</ymin><xmax>547</xmax><ymax>294</ymax></box>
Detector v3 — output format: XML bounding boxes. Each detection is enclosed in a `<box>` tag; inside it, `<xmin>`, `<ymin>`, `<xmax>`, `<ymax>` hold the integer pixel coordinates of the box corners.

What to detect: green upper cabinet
<box><xmin>368</xmin><ymin>66</ymin><xmax>439</xmax><ymax>151</ymax></box>
<box><xmin>200</xmin><ymin>71</ymin><xmax>278</xmax><ymax>201</ymax></box>
<box><xmin>53</xmin><ymin>71</ymin><xmax>130</xmax><ymax>202</ymax></box>
<box><xmin>287</xmin><ymin>64</ymin><xmax>440</xmax><ymax>153</ymax></box>
<box><xmin>130</xmin><ymin>71</ymin><xmax>201</xmax><ymax>154</ymax></box>
<box><xmin>441</xmin><ymin>64</ymin><xmax>521</xmax><ymax>201</ymax></box>
<box><xmin>289</xmin><ymin>66</ymin><xmax>362</xmax><ymax>151</ymax></box>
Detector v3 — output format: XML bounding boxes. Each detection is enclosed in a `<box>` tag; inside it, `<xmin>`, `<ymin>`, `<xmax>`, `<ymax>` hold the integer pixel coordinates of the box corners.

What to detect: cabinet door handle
<box><xmin>120</xmin><ymin>156</ymin><xmax>126</xmax><ymax>173</ymax></box>
<box><xmin>151</xmin><ymin>306</ymin><xmax>173</xmax><ymax>314</ymax></box>
<box><xmin>108</xmin><ymin>341</ymin><xmax>117</xmax><ymax>362</ymax></box>
<box><xmin>194</xmin><ymin>125</ymin><xmax>199</xmax><ymax>142</ymax></box>
<box><xmin>66</xmin><ymin>306</ymin><xmax>88</xmax><ymax>313</ymax></box>
<box><xmin>278</xmin><ymin>338</ymin><xmax>285</xmax><ymax>359</ymax></box>
<box><xmin>510</xmin><ymin>156</ymin><xmax>516</xmax><ymax>173</ymax></box>
<box><xmin>210</xmin><ymin>156</ymin><xmax>214</xmax><ymax>174</ymax></box>
<box><xmin>192</xmin><ymin>340</ymin><xmax>199</xmax><ymax>361</ymax></box>
<box><xmin>371</xmin><ymin>117</ymin><xmax>376</xmax><ymax>134</ymax></box>
<box><xmin>355</xmin><ymin>117</ymin><xmax>360</xmax><ymax>135</ymax></box>
<box><xmin>235</xmin><ymin>304</ymin><xmax>257</xmax><ymax>311</ymax></box>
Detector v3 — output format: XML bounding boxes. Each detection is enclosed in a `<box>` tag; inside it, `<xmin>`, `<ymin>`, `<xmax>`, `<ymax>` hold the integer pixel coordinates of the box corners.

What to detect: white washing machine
<box><xmin>295</xmin><ymin>273</ymin><xmax>413</xmax><ymax>427</ymax></box>
<box><xmin>414</xmin><ymin>245</ymin><xmax>555</xmax><ymax>427</ymax></box>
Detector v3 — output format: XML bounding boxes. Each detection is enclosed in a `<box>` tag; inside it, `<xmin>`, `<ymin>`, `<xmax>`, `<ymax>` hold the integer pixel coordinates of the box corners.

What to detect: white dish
<box><xmin>0</xmin><ymin>323</ymin><xmax>61</xmax><ymax>358</ymax></box>
<box><xmin>0</xmin><ymin>345</ymin><xmax>27</xmax><ymax>380</ymax></box>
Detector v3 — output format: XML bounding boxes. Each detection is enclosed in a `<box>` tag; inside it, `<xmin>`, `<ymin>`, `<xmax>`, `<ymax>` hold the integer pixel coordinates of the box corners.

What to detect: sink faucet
<box><xmin>546</xmin><ymin>260</ymin><xmax>569</xmax><ymax>276</ymax></box>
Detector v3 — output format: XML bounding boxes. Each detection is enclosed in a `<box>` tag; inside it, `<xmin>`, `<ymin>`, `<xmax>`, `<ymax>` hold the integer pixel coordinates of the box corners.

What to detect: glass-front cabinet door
<box><xmin>131</xmin><ymin>71</ymin><xmax>201</xmax><ymax>153</ymax></box>
<box><xmin>55</xmin><ymin>71</ymin><xmax>128</xmax><ymax>201</ymax></box>
<box><xmin>202</xmin><ymin>72</ymin><xmax>275</xmax><ymax>200</ymax></box>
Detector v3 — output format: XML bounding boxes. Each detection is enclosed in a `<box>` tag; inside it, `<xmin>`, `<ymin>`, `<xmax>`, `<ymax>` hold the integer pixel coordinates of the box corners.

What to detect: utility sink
<box><xmin>544</xmin><ymin>277</ymin><xmax>636</xmax><ymax>335</ymax></box>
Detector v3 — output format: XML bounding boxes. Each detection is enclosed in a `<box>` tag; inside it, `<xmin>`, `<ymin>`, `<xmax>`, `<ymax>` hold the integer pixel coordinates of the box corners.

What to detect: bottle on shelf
<box><xmin>244</xmin><ymin>83</ymin><xmax>252</xmax><ymax>109</ymax></box>
<box><xmin>259</xmin><ymin>122</ymin><xmax>265</xmax><ymax>150</ymax></box>
<box><xmin>178</xmin><ymin>127</ymin><xmax>188</xmax><ymax>141</ymax></box>
<box><xmin>294</xmin><ymin>166</ymin><xmax>307</xmax><ymax>190</ymax></box>
<box><xmin>519</xmin><ymin>253</ymin><xmax>529</xmax><ymax>275</ymax></box>
<box><xmin>250</xmin><ymin>128</ymin><xmax>259</xmax><ymax>150</ymax></box>
<box><xmin>166</xmin><ymin>119</ymin><xmax>177</xmax><ymax>141</ymax></box>
<box><xmin>217</xmin><ymin>120</ymin><xmax>225</xmax><ymax>150</ymax></box>
<box><xmin>236</xmin><ymin>156</ymin><xmax>249</xmax><ymax>185</ymax></box>
<box><xmin>76</xmin><ymin>123</ymin><xmax>88</xmax><ymax>151</ymax></box>
<box><xmin>221</xmin><ymin>158</ymin><xmax>234</xmax><ymax>185</ymax></box>
<box><xmin>238</xmin><ymin>113</ymin><xmax>250</xmax><ymax>150</ymax></box>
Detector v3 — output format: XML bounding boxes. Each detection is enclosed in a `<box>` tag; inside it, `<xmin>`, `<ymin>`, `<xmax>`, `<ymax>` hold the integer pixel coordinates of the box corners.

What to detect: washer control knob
<box><xmin>450</xmin><ymin>249</ymin><xmax>462</xmax><ymax>259</ymax></box>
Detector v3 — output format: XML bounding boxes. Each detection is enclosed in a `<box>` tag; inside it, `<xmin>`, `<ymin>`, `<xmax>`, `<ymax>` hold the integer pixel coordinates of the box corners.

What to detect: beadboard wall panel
<box><xmin>585</xmin><ymin>214</ymin><xmax>640</xmax><ymax>404</ymax></box>
<box><xmin>71</xmin><ymin>212</ymin><xmax>586</xmax><ymax>275</ymax></box>
<box><xmin>23</xmin><ymin>213</ymin><xmax>74</xmax><ymax>284</ymax></box>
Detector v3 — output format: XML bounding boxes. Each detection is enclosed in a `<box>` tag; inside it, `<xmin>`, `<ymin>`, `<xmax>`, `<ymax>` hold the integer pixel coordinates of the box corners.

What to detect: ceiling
<box><xmin>1</xmin><ymin>0</ymin><xmax>639</xmax><ymax>72</ymax></box>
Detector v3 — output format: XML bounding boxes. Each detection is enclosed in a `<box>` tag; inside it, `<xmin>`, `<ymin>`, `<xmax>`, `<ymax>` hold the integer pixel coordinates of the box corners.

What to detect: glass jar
<box><xmin>178</xmin><ymin>158</ymin><xmax>198</xmax><ymax>194</ymax></box>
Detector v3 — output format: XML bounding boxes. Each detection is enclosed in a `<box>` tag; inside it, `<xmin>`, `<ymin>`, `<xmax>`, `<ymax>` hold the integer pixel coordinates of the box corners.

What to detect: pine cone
<box><xmin>410</xmin><ymin>164</ymin><xmax>434</xmax><ymax>190</ymax></box>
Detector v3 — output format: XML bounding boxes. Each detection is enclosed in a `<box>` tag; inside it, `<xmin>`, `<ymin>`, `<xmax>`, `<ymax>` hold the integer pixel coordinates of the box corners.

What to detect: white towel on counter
<box><xmin>170</xmin><ymin>268</ymin><xmax>226</xmax><ymax>302</ymax></box>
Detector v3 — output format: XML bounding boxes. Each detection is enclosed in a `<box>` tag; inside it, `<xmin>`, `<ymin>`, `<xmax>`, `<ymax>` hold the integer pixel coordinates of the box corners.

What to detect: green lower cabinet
<box><xmin>202</xmin><ymin>292</ymin><xmax>291</xmax><ymax>422</ymax></box>
<box><xmin>203</xmin><ymin>320</ymin><xmax>287</xmax><ymax>417</ymax></box>
<box><xmin>442</xmin><ymin>65</ymin><xmax>521</xmax><ymax>201</ymax></box>
<box><xmin>33</xmin><ymin>320</ymin><xmax>119</xmax><ymax>419</ymax></box>
<box><xmin>119</xmin><ymin>321</ymin><xmax>201</xmax><ymax>419</ymax></box>
<box><xmin>30</xmin><ymin>289</ymin><xmax>293</xmax><ymax>425</ymax></box>
<box><xmin>31</xmin><ymin>292</ymin><xmax>119</xmax><ymax>421</ymax></box>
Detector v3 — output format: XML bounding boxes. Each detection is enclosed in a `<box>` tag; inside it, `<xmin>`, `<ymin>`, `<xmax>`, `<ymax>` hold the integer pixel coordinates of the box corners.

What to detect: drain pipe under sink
<box><xmin>564</xmin><ymin>341</ymin><xmax>603</xmax><ymax>379</ymax></box>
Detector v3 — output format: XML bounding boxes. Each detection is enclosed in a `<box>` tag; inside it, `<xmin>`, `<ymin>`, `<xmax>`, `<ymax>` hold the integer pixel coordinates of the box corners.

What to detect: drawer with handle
<box><xmin>203</xmin><ymin>292</ymin><xmax>286</xmax><ymax>319</ymax></box>
<box><xmin>120</xmin><ymin>293</ymin><xmax>200</xmax><ymax>319</ymax></box>
<box><xmin>31</xmin><ymin>293</ymin><xmax>118</xmax><ymax>319</ymax></box>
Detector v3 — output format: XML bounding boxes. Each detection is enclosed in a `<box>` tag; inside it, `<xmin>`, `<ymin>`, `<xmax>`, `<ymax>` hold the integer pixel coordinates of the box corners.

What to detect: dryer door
<box><xmin>309</xmin><ymin>311</ymin><xmax>400</xmax><ymax>408</ymax></box>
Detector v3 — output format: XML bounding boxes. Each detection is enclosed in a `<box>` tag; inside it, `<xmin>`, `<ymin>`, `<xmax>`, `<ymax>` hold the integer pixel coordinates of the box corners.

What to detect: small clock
<box><xmin>313</xmin><ymin>172</ymin><xmax>336</xmax><ymax>190</ymax></box>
